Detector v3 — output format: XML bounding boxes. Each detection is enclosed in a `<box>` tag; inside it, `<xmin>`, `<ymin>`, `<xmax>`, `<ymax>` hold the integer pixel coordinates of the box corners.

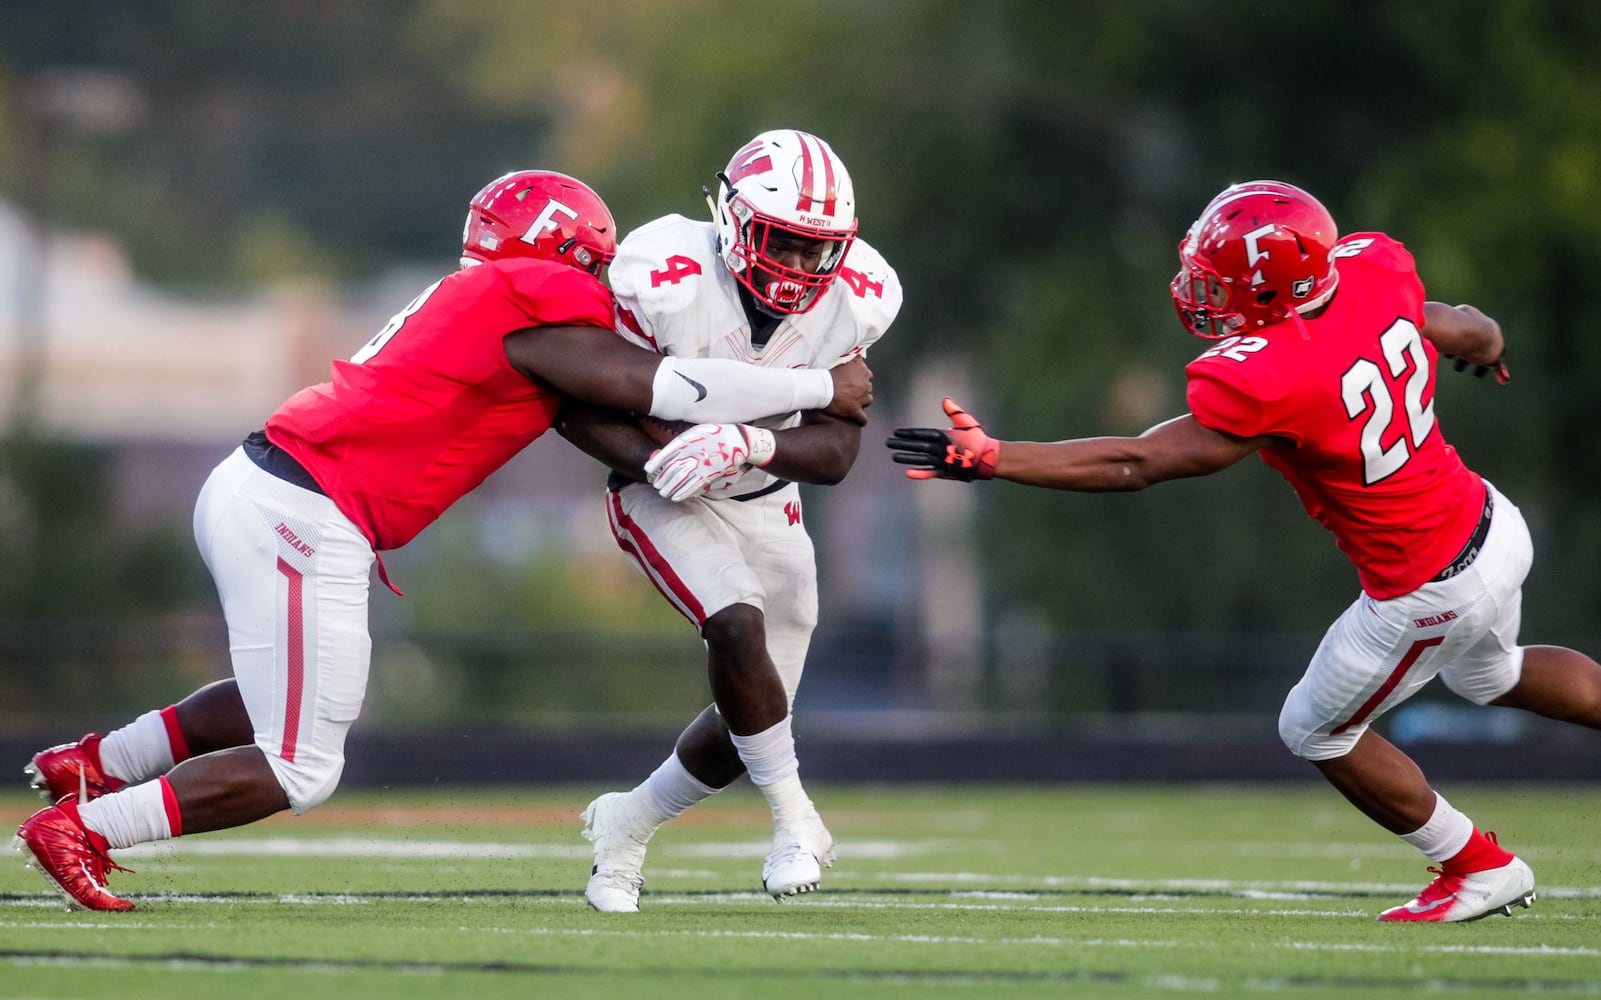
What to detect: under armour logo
<box><xmin>784</xmin><ymin>500</ymin><xmax>801</xmax><ymax>525</ymax></box>
<box><xmin>675</xmin><ymin>371</ymin><xmax>708</xmax><ymax>401</ymax></box>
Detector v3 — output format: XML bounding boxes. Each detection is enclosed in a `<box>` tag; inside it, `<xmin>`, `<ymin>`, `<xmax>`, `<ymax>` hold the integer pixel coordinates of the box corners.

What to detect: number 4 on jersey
<box><xmin>650</xmin><ymin>255</ymin><xmax>702</xmax><ymax>287</ymax></box>
<box><xmin>836</xmin><ymin>265</ymin><xmax>884</xmax><ymax>299</ymax></box>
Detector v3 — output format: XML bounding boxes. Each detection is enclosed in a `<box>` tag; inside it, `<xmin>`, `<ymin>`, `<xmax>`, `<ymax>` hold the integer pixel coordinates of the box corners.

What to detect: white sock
<box><xmin>79</xmin><ymin>780</ymin><xmax>175</xmax><ymax>850</ymax></box>
<box><xmin>639</xmin><ymin>753</ymin><xmax>718</xmax><ymax>823</ymax></box>
<box><xmin>99</xmin><ymin>710</ymin><xmax>177</xmax><ymax>784</ymax></box>
<box><xmin>1399</xmin><ymin>792</ymin><xmax>1473</xmax><ymax>862</ymax></box>
<box><xmin>729</xmin><ymin>717</ymin><xmax>813</xmax><ymax>828</ymax></box>
<box><xmin>754</xmin><ymin>772</ymin><xmax>816</xmax><ymax>829</ymax></box>
<box><xmin>728</xmin><ymin>716</ymin><xmax>800</xmax><ymax>787</ymax></box>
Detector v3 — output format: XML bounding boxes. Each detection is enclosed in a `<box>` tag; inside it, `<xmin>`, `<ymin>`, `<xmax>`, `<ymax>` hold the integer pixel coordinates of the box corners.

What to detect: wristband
<box><xmin>742</xmin><ymin>425</ymin><xmax>777</xmax><ymax>467</ymax></box>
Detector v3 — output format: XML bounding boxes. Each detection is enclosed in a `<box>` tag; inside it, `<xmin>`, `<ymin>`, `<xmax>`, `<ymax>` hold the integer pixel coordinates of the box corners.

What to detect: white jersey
<box><xmin>610</xmin><ymin>214</ymin><xmax>902</xmax><ymax>496</ymax></box>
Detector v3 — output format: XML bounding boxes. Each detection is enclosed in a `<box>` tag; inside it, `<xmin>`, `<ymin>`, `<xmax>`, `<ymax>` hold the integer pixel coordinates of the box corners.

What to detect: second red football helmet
<box><xmin>1170</xmin><ymin>180</ymin><xmax>1340</xmax><ymax>339</ymax></box>
<box><xmin>461</xmin><ymin>170</ymin><xmax>617</xmax><ymax>274</ymax></box>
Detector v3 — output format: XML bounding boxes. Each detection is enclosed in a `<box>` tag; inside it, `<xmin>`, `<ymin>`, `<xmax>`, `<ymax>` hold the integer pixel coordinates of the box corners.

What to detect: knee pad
<box><xmin>1278</xmin><ymin>687</ymin><xmax>1360</xmax><ymax>762</ymax></box>
<box><xmin>1440</xmin><ymin>646</ymin><xmax>1524</xmax><ymax>705</ymax></box>
<box><xmin>262</xmin><ymin>747</ymin><xmax>346</xmax><ymax>815</ymax></box>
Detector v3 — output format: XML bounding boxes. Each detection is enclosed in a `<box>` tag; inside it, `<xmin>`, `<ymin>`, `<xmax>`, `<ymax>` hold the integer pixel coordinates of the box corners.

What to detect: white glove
<box><xmin>644</xmin><ymin>423</ymin><xmax>776</xmax><ymax>502</ymax></box>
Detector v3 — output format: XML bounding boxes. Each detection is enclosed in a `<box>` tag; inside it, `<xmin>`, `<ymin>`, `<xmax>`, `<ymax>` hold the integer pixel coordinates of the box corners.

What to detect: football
<box><xmin>638</xmin><ymin>415</ymin><xmax>696</xmax><ymax>446</ymax></box>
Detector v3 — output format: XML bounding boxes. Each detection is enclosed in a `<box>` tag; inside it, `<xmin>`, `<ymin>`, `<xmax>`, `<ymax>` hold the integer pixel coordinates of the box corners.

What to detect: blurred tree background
<box><xmin>2</xmin><ymin>0</ymin><xmax>1598</xmax><ymax>733</ymax></box>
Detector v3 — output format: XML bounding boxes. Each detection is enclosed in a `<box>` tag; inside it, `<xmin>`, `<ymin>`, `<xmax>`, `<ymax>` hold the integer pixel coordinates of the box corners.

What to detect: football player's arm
<box><xmin>642</xmin><ymin>409</ymin><xmax>865</xmax><ymax>501</ymax></box>
<box><xmin>764</xmin><ymin>409</ymin><xmax>862</xmax><ymax>487</ymax></box>
<box><xmin>994</xmin><ymin>414</ymin><xmax>1266</xmax><ymax>491</ymax></box>
<box><xmin>504</xmin><ymin>325</ymin><xmax>874</xmax><ymax>424</ymax></box>
<box><xmin>554</xmin><ymin>401</ymin><xmax>657</xmax><ymax>483</ymax></box>
<box><xmin>1422</xmin><ymin>301</ymin><xmax>1509</xmax><ymax>382</ymax></box>
<box><xmin>887</xmin><ymin>398</ymin><xmax>1268</xmax><ymax>490</ymax></box>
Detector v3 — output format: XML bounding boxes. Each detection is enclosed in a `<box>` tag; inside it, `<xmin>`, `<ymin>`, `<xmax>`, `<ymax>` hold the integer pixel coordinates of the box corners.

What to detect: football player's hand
<box><xmin>824</xmin><ymin>358</ymin><xmax>874</xmax><ymax>425</ymax></box>
<box><xmin>644</xmin><ymin>423</ymin><xmax>776</xmax><ymax>502</ymax></box>
<box><xmin>885</xmin><ymin>397</ymin><xmax>1000</xmax><ymax>482</ymax></box>
<box><xmin>1446</xmin><ymin>351</ymin><xmax>1511</xmax><ymax>385</ymax></box>
<box><xmin>1436</xmin><ymin>303</ymin><xmax>1510</xmax><ymax>385</ymax></box>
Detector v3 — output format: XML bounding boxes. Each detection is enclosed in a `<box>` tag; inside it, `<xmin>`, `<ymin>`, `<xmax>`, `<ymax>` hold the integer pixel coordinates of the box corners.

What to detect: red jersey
<box><xmin>265</xmin><ymin>258</ymin><xmax>613</xmax><ymax>550</ymax></box>
<box><xmin>1184</xmin><ymin>233</ymin><xmax>1486</xmax><ymax>599</ymax></box>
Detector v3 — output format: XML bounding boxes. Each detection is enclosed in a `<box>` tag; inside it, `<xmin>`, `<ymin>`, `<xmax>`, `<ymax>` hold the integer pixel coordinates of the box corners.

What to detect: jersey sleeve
<box><xmin>608</xmin><ymin>215</ymin><xmax>715</xmax><ymax>354</ymax></box>
<box><xmin>501</xmin><ymin>262</ymin><xmax>615</xmax><ymax>330</ymax></box>
<box><xmin>609</xmin><ymin>246</ymin><xmax>665</xmax><ymax>353</ymax></box>
<box><xmin>1334</xmin><ymin>232</ymin><xmax>1426</xmax><ymax>319</ymax></box>
<box><xmin>830</xmin><ymin>239</ymin><xmax>903</xmax><ymax>366</ymax></box>
<box><xmin>1186</xmin><ymin>365</ymin><xmax>1272</xmax><ymax>439</ymax></box>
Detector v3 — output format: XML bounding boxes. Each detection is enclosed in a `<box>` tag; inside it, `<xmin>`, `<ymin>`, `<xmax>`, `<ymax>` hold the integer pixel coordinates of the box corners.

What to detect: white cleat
<box><xmin>763</xmin><ymin>813</ymin><xmax>835</xmax><ymax>900</ymax></box>
<box><xmin>580</xmin><ymin>792</ymin><xmax>656</xmax><ymax>913</ymax></box>
<box><xmin>1377</xmin><ymin>854</ymin><xmax>1536</xmax><ymax>923</ymax></box>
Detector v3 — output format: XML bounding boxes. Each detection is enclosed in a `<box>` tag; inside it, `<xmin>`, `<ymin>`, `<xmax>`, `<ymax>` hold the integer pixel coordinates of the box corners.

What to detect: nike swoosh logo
<box><xmin>675</xmin><ymin>371</ymin><xmax>708</xmax><ymax>401</ymax></box>
<box><xmin>1406</xmin><ymin>893</ymin><xmax>1457</xmax><ymax>913</ymax></box>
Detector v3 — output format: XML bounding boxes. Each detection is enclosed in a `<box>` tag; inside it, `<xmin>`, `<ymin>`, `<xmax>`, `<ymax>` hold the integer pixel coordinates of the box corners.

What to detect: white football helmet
<box><xmin>708</xmin><ymin>129</ymin><xmax>858</xmax><ymax>314</ymax></box>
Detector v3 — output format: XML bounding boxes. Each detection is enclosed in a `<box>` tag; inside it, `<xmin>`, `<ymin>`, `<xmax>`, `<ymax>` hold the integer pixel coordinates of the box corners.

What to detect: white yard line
<box><xmin>464</xmin><ymin>923</ymin><xmax>1601</xmax><ymax>958</ymax></box>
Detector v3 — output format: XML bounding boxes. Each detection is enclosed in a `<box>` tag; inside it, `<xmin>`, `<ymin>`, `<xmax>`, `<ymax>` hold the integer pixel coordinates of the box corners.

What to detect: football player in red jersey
<box><xmin>886</xmin><ymin>180</ymin><xmax>1601</xmax><ymax>923</ymax></box>
<box><xmin>13</xmin><ymin>169</ymin><xmax>875</xmax><ymax>912</ymax></box>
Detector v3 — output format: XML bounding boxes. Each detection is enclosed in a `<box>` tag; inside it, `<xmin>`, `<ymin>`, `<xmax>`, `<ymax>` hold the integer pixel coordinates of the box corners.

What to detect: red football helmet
<box><xmin>1170</xmin><ymin>180</ymin><xmax>1340</xmax><ymax>339</ymax></box>
<box><xmin>708</xmin><ymin>129</ymin><xmax>858</xmax><ymax>314</ymax></box>
<box><xmin>460</xmin><ymin>170</ymin><xmax>616</xmax><ymax>274</ymax></box>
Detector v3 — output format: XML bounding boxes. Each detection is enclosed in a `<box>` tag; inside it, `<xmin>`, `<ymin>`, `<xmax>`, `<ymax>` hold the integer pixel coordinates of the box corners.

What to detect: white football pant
<box><xmin>1280</xmin><ymin>481</ymin><xmax>1532</xmax><ymax>760</ymax></box>
<box><xmin>192</xmin><ymin>447</ymin><xmax>373</xmax><ymax>812</ymax></box>
<box><xmin>605</xmin><ymin>481</ymin><xmax>818</xmax><ymax>702</ymax></box>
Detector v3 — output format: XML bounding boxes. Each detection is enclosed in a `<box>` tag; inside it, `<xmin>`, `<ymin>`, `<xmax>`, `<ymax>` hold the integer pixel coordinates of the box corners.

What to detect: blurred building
<box><xmin>0</xmin><ymin>200</ymin><xmax>335</xmax><ymax>443</ymax></box>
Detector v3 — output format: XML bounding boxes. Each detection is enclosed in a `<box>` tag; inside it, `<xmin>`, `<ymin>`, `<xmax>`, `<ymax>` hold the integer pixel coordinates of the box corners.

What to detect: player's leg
<box><xmin>581</xmin><ymin>485</ymin><xmax>751</xmax><ymax>911</ymax></box>
<box><xmin>729</xmin><ymin>495</ymin><xmax>833</xmax><ymax>900</ymax></box>
<box><xmin>1288</xmin><ymin>644</ymin><xmax>1534</xmax><ymax>924</ymax></box>
<box><xmin>1437</xmin><ymin>487</ymin><xmax>1601</xmax><ymax>726</ymax></box>
<box><xmin>1485</xmin><ymin>646</ymin><xmax>1601</xmax><ymax>723</ymax></box>
<box><xmin>172</xmin><ymin>678</ymin><xmax>256</xmax><ymax>754</ymax></box>
<box><xmin>673</xmin><ymin>703</ymin><xmax>744</xmax><ymax>786</ymax></box>
<box><xmin>585</xmin><ymin>485</ymin><xmax>819</xmax><ymax>907</ymax></box>
<box><xmin>1282</xmin><ymin>491</ymin><xmax>1535</xmax><ymax>922</ymax></box>
<box><xmin>15</xmin><ymin>450</ymin><xmax>372</xmax><ymax>909</ymax></box>
<box><xmin>24</xmin><ymin>662</ymin><xmax>256</xmax><ymax>804</ymax></box>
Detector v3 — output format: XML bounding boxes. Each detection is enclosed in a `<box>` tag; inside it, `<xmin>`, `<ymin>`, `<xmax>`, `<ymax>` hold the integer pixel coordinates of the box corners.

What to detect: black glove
<box><xmin>1444</xmin><ymin>352</ymin><xmax>1510</xmax><ymax>385</ymax></box>
<box><xmin>885</xmin><ymin>398</ymin><xmax>999</xmax><ymax>482</ymax></box>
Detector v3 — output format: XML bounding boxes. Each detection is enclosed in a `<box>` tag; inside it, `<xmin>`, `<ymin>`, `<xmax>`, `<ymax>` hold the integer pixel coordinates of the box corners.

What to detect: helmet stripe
<box><xmin>795</xmin><ymin>130</ymin><xmax>816</xmax><ymax>213</ymax></box>
<box><xmin>818</xmin><ymin>137</ymin><xmax>837</xmax><ymax>215</ymax></box>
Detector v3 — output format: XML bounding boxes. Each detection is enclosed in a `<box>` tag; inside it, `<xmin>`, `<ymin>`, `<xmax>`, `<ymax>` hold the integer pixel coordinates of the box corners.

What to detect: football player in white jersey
<box><xmin>558</xmin><ymin>129</ymin><xmax>902</xmax><ymax>911</ymax></box>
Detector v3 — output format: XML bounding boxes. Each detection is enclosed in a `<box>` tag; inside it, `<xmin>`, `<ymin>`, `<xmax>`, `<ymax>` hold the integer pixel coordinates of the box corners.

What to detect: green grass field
<box><xmin>2</xmin><ymin>783</ymin><xmax>1598</xmax><ymax>998</ymax></box>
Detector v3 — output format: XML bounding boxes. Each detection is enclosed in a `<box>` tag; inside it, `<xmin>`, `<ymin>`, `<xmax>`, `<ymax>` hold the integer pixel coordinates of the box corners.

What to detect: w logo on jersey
<box><xmin>784</xmin><ymin>499</ymin><xmax>802</xmax><ymax>526</ymax></box>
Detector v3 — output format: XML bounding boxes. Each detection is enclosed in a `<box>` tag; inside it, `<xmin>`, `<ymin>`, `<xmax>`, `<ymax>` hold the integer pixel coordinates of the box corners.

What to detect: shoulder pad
<box><xmin>829</xmin><ymin>237</ymin><xmax>903</xmax><ymax>333</ymax></box>
<box><xmin>1332</xmin><ymin>232</ymin><xmax>1417</xmax><ymax>277</ymax></box>
<box><xmin>610</xmin><ymin>215</ymin><xmax>723</xmax><ymax>312</ymax></box>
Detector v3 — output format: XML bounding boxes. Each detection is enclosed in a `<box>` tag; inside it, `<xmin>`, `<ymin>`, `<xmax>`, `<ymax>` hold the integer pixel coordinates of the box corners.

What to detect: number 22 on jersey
<box><xmin>1341</xmin><ymin>318</ymin><xmax>1435</xmax><ymax>485</ymax></box>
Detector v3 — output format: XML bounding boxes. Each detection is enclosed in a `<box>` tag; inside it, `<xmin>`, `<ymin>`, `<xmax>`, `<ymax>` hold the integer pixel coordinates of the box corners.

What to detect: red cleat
<box><xmin>1377</xmin><ymin>850</ymin><xmax>1535</xmax><ymax>923</ymax></box>
<box><xmin>12</xmin><ymin>797</ymin><xmax>135</xmax><ymax>911</ymax></box>
<box><xmin>25</xmin><ymin>733</ymin><xmax>125</xmax><ymax>802</ymax></box>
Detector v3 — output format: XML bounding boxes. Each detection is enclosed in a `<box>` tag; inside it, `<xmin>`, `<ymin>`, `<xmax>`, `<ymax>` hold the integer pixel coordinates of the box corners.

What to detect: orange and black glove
<box><xmin>885</xmin><ymin>397</ymin><xmax>1000</xmax><ymax>481</ymax></box>
<box><xmin>1445</xmin><ymin>351</ymin><xmax>1511</xmax><ymax>385</ymax></box>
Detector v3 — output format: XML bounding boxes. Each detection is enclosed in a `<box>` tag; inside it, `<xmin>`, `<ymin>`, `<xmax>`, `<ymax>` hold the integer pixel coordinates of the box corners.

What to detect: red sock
<box><xmin>1443</xmin><ymin>828</ymin><xmax>1514</xmax><ymax>873</ymax></box>
<box><xmin>158</xmin><ymin>705</ymin><xmax>192</xmax><ymax>765</ymax></box>
<box><xmin>158</xmin><ymin>776</ymin><xmax>184</xmax><ymax>838</ymax></box>
<box><xmin>81</xmin><ymin>733</ymin><xmax>110</xmax><ymax>774</ymax></box>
